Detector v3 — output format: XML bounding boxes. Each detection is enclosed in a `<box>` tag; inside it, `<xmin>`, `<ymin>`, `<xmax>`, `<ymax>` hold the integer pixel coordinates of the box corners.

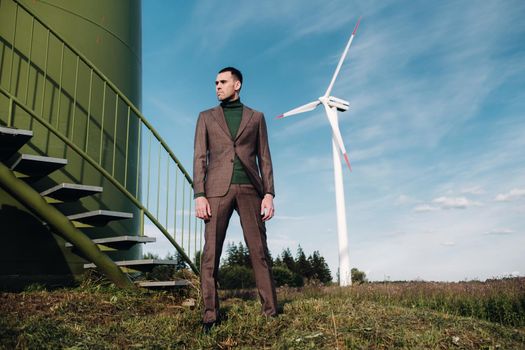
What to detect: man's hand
<box><xmin>195</xmin><ymin>197</ymin><xmax>211</xmax><ymax>220</ymax></box>
<box><xmin>260</xmin><ymin>194</ymin><xmax>274</xmax><ymax>222</ymax></box>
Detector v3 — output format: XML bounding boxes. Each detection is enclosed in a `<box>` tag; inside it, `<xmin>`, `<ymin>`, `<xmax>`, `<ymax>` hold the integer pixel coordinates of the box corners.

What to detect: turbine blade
<box><xmin>322</xmin><ymin>102</ymin><xmax>352</xmax><ymax>171</ymax></box>
<box><xmin>276</xmin><ymin>100</ymin><xmax>320</xmax><ymax>119</ymax></box>
<box><xmin>324</xmin><ymin>17</ymin><xmax>361</xmax><ymax>97</ymax></box>
<box><xmin>343</xmin><ymin>153</ymin><xmax>352</xmax><ymax>171</ymax></box>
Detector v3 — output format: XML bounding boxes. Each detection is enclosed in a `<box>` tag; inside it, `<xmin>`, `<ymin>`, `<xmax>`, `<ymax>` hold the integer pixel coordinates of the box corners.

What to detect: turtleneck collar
<box><xmin>220</xmin><ymin>98</ymin><xmax>243</xmax><ymax>109</ymax></box>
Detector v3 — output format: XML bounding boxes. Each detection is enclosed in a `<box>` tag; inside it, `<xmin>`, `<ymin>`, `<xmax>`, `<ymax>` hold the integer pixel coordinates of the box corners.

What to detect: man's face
<box><xmin>215</xmin><ymin>71</ymin><xmax>241</xmax><ymax>101</ymax></box>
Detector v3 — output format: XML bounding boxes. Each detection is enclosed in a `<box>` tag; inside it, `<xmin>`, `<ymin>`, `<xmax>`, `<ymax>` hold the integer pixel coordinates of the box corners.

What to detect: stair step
<box><xmin>9</xmin><ymin>154</ymin><xmax>67</xmax><ymax>180</ymax></box>
<box><xmin>68</xmin><ymin>210</ymin><xmax>133</xmax><ymax>227</ymax></box>
<box><xmin>41</xmin><ymin>183</ymin><xmax>103</xmax><ymax>202</ymax></box>
<box><xmin>0</xmin><ymin>126</ymin><xmax>33</xmax><ymax>162</ymax></box>
<box><xmin>84</xmin><ymin>259</ymin><xmax>178</xmax><ymax>272</ymax></box>
<box><xmin>136</xmin><ymin>280</ymin><xmax>190</xmax><ymax>288</ymax></box>
<box><xmin>65</xmin><ymin>235</ymin><xmax>155</xmax><ymax>249</ymax></box>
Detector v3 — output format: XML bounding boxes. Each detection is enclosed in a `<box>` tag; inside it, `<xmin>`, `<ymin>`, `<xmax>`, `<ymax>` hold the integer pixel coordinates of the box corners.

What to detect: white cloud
<box><xmin>267</xmin><ymin>234</ymin><xmax>299</xmax><ymax>254</ymax></box>
<box><xmin>413</xmin><ymin>196</ymin><xmax>481</xmax><ymax>212</ymax></box>
<box><xmin>485</xmin><ymin>228</ymin><xmax>515</xmax><ymax>236</ymax></box>
<box><xmin>441</xmin><ymin>241</ymin><xmax>456</xmax><ymax>247</ymax></box>
<box><xmin>461</xmin><ymin>186</ymin><xmax>485</xmax><ymax>195</ymax></box>
<box><xmin>495</xmin><ymin>188</ymin><xmax>525</xmax><ymax>202</ymax></box>
<box><xmin>432</xmin><ymin>196</ymin><xmax>481</xmax><ymax>210</ymax></box>
<box><xmin>413</xmin><ymin>204</ymin><xmax>439</xmax><ymax>213</ymax></box>
<box><xmin>396</xmin><ymin>194</ymin><xmax>414</xmax><ymax>205</ymax></box>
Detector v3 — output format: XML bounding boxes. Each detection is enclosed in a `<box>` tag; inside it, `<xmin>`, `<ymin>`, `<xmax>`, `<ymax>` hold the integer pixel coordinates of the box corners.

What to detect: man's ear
<box><xmin>234</xmin><ymin>80</ymin><xmax>241</xmax><ymax>92</ymax></box>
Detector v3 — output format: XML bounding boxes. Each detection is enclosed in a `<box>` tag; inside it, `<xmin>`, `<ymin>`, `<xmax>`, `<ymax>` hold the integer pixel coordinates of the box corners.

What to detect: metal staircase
<box><xmin>0</xmin><ymin>0</ymin><xmax>203</xmax><ymax>288</ymax></box>
<box><xmin>1</xmin><ymin>124</ymin><xmax>189</xmax><ymax>288</ymax></box>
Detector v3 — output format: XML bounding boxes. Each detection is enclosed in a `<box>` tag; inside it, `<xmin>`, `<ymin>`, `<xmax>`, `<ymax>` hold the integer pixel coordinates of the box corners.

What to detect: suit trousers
<box><xmin>200</xmin><ymin>184</ymin><xmax>278</xmax><ymax>323</ymax></box>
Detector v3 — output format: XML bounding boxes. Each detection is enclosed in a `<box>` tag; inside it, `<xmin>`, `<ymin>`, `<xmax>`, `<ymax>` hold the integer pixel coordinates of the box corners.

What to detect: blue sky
<box><xmin>141</xmin><ymin>1</ymin><xmax>525</xmax><ymax>281</ymax></box>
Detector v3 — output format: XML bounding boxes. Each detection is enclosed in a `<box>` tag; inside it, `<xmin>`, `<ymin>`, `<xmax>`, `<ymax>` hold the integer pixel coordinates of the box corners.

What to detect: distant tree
<box><xmin>219</xmin><ymin>265</ymin><xmax>255</xmax><ymax>289</ymax></box>
<box><xmin>224</xmin><ymin>242</ymin><xmax>238</xmax><ymax>266</ymax></box>
<box><xmin>194</xmin><ymin>250</ymin><xmax>202</xmax><ymax>272</ymax></box>
<box><xmin>238</xmin><ymin>243</ymin><xmax>250</xmax><ymax>267</ymax></box>
<box><xmin>351</xmin><ymin>267</ymin><xmax>367</xmax><ymax>284</ymax></box>
<box><xmin>272</xmin><ymin>266</ymin><xmax>303</xmax><ymax>287</ymax></box>
<box><xmin>142</xmin><ymin>252</ymin><xmax>189</xmax><ymax>281</ymax></box>
<box><xmin>158</xmin><ymin>252</ymin><xmax>188</xmax><ymax>270</ymax></box>
<box><xmin>309</xmin><ymin>251</ymin><xmax>332</xmax><ymax>284</ymax></box>
<box><xmin>143</xmin><ymin>252</ymin><xmax>159</xmax><ymax>259</ymax></box>
<box><xmin>224</xmin><ymin>242</ymin><xmax>251</xmax><ymax>268</ymax></box>
<box><xmin>266</xmin><ymin>248</ymin><xmax>274</xmax><ymax>267</ymax></box>
<box><xmin>174</xmin><ymin>251</ymin><xmax>188</xmax><ymax>271</ymax></box>
<box><xmin>296</xmin><ymin>246</ymin><xmax>313</xmax><ymax>279</ymax></box>
<box><xmin>281</xmin><ymin>248</ymin><xmax>296</xmax><ymax>273</ymax></box>
<box><xmin>217</xmin><ymin>245</ymin><xmax>332</xmax><ymax>288</ymax></box>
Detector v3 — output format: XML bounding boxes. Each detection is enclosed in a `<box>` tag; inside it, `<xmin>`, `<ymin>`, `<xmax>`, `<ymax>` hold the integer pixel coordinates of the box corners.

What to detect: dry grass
<box><xmin>0</xmin><ymin>277</ymin><xmax>524</xmax><ymax>349</ymax></box>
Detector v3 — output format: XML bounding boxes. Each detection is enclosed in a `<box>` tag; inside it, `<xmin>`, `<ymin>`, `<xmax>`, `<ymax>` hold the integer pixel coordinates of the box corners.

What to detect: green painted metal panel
<box><xmin>17</xmin><ymin>0</ymin><xmax>142</xmax><ymax>106</ymax></box>
<box><xmin>0</xmin><ymin>0</ymin><xmax>142</xmax><ymax>286</ymax></box>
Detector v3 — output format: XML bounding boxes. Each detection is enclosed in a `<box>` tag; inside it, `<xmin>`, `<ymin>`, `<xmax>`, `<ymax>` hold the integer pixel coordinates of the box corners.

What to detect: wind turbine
<box><xmin>277</xmin><ymin>18</ymin><xmax>361</xmax><ymax>286</ymax></box>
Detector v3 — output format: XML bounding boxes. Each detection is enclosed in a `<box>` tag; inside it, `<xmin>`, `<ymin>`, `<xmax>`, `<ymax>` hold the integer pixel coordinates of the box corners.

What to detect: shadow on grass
<box><xmin>219</xmin><ymin>288</ymin><xmax>291</xmax><ymax>318</ymax></box>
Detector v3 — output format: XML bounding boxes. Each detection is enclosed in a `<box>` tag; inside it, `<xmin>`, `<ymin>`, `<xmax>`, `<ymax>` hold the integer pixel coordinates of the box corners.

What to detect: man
<box><xmin>193</xmin><ymin>67</ymin><xmax>278</xmax><ymax>331</ymax></box>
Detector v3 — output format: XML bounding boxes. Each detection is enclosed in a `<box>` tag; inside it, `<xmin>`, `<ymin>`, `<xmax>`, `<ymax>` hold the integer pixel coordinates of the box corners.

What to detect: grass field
<box><xmin>1</xmin><ymin>276</ymin><xmax>524</xmax><ymax>349</ymax></box>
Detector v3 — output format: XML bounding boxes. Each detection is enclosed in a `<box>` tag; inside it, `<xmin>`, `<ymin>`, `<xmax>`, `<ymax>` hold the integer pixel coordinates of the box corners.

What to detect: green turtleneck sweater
<box><xmin>221</xmin><ymin>99</ymin><xmax>251</xmax><ymax>184</ymax></box>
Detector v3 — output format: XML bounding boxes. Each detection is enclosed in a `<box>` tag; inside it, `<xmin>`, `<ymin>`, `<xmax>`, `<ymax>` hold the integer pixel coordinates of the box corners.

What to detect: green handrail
<box><xmin>1</xmin><ymin>86</ymin><xmax>199</xmax><ymax>274</ymax></box>
<box><xmin>1</xmin><ymin>0</ymin><xmax>202</xmax><ymax>273</ymax></box>
<box><xmin>0</xmin><ymin>161</ymin><xmax>133</xmax><ymax>288</ymax></box>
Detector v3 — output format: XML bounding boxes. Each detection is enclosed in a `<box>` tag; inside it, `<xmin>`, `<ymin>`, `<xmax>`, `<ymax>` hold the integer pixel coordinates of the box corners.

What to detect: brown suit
<box><xmin>193</xmin><ymin>105</ymin><xmax>274</xmax><ymax>198</ymax></box>
<box><xmin>193</xmin><ymin>104</ymin><xmax>277</xmax><ymax>323</ymax></box>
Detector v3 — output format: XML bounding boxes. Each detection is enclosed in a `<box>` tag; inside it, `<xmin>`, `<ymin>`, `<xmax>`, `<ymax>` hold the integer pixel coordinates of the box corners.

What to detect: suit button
<box><xmin>231</xmin><ymin>159</ymin><xmax>234</xmax><ymax>163</ymax></box>
<box><xmin>233</xmin><ymin>144</ymin><xmax>236</xmax><ymax>148</ymax></box>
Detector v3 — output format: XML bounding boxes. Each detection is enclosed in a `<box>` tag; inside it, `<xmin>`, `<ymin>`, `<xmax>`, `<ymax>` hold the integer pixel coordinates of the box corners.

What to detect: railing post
<box><xmin>124</xmin><ymin>106</ymin><xmax>130</xmax><ymax>187</ymax></box>
<box><xmin>135</xmin><ymin>121</ymin><xmax>141</xmax><ymax>198</ymax></box>
<box><xmin>200</xmin><ymin>220</ymin><xmax>203</xmax><ymax>253</ymax></box>
<box><xmin>85</xmin><ymin>69</ymin><xmax>93</xmax><ymax>153</ymax></box>
<box><xmin>173</xmin><ymin>170</ymin><xmax>178</xmax><ymax>241</ymax></box>
<box><xmin>165</xmin><ymin>157</ymin><xmax>170</xmax><ymax>229</ymax></box>
<box><xmin>181</xmin><ymin>182</ymin><xmax>185</xmax><ymax>251</ymax></box>
<box><xmin>99</xmin><ymin>81</ymin><xmax>107</xmax><ymax>164</ymax></box>
<box><xmin>8</xmin><ymin>3</ymin><xmax>18</xmax><ymax>93</ymax></box>
<box><xmin>24</xmin><ymin>17</ymin><xmax>35</xmax><ymax>104</ymax></box>
<box><xmin>140</xmin><ymin>208</ymin><xmax>145</xmax><ymax>237</ymax></box>
<box><xmin>188</xmin><ymin>186</ymin><xmax>192</xmax><ymax>255</ymax></box>
<box><xmin>7</xmin><ymin>97</ymin><xmax>14</xmax><ymax>127</ymax></box>
<box><xmin>194</xmin><ymin>205</ymin><xmax>198</xmax><ymax>262</ymax></box>
<box><xmin>40</xmin><ymin>30</ymin><xmax>50</xmax><ymax>118</ymax></box>
<box><xmin>146</xmin><ymin>132</ymin><xmax>152</xmax><ymax>208</ymax></box>
<box><xmin>70</xmin><ymin>56</ymin><xmax>79</xmax><ymax>142</ymax></box>
<box><xmin>56</xmin><ymin>42</ymin><xmax>64</xmax><ymax>129</ymax></box>
<box><xmin>112</xmin><ymin>94</ymin><xmax>118</xmax><ymax>176</ymax></box>
<box><xmin>156</xmin><ymin>143</ymin><xmax>161</xmax><ymax>218</ymax></box>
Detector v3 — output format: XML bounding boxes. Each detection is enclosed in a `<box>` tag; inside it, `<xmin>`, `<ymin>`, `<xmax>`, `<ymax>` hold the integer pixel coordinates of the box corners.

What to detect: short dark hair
<box><xmin>219</xmin><ymin>66</ymin><xmax>243</xmax><ymax>85</ymax></box>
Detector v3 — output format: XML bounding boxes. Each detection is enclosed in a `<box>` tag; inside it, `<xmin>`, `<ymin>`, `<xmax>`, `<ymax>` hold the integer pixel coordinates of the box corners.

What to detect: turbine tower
<box><xmin>277</xmin><ymin>18</ymin><xmax>361</xmax><ymax>286</ymax></box>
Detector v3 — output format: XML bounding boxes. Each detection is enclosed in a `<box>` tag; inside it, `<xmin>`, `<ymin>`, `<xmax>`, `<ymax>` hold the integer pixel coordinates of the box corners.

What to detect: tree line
<box><xmin>146</xmin><ymin>244</ymin><xmax>367</xmax><ymax>288</ymax></box>
<box><xmin>217</xmin><ymin>242</ymin><xmax>333</xmax><ymax>289</ymax></box>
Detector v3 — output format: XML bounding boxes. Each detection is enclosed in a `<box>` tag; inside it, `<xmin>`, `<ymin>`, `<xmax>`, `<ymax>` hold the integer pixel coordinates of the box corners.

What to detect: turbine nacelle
<box><xmin>319</xmin><ymin>96</ymin><xmax>350</xmax><ymax>112</ymax></box>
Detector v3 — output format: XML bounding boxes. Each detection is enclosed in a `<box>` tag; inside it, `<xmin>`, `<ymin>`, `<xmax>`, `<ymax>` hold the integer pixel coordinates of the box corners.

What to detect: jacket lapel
<box><xmin>235</xmin><ymin>107</ymin><xmax>254</xmax><ymax>140</ymax></box>
<box><xmin>210</xmin><ymin>106</ymin><xmax>232</xmax><ymax>139</ymax></box>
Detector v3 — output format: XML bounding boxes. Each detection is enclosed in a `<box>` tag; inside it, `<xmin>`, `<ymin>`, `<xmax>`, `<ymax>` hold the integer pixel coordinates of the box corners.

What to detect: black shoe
<box><xmin>202</xmin><ymin>321</ymin><xmax>216</xmax><ymax>334</ymax></box>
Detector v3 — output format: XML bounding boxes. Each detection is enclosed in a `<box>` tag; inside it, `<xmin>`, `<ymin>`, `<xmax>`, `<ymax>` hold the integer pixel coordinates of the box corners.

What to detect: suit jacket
<box><xmin>193</xmin><ymin>104</ymin><xmax>275</xmax><ymax>199</ymax></box>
